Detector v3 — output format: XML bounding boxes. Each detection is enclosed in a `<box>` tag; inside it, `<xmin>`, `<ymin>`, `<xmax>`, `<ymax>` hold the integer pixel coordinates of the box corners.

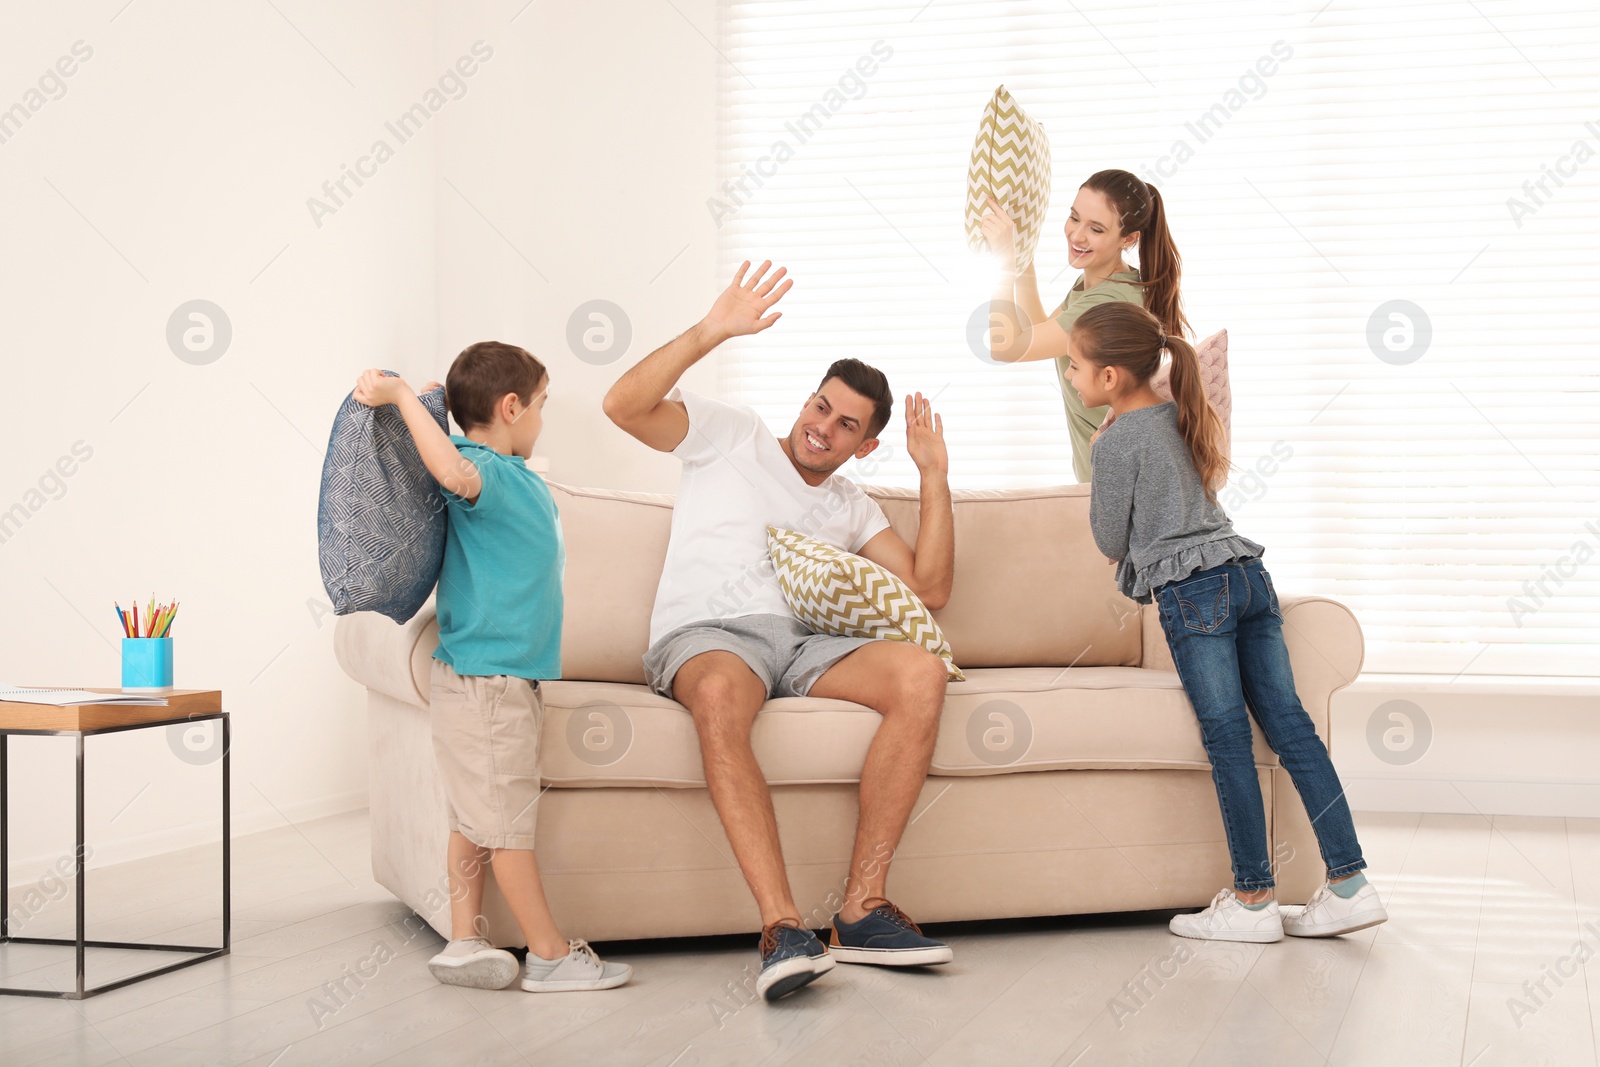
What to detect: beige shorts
<box><xmin>429</xmin><ymin>659</ymin><xmax>544</xmax><ymax>850</ymax></box>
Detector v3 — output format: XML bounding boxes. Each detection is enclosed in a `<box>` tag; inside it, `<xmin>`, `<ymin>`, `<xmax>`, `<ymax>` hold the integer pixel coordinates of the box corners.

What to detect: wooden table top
<box><xmin>0</xmin><ymin>689</ymin><xmax>222</xmax><ymax>733</ymax></box>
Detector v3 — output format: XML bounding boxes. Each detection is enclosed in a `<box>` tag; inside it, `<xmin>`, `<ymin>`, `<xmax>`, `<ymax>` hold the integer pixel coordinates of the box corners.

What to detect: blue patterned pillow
<box><xmin>318</xmin><ymin>374</ymin><xmax>448</xmax><ymax>624</ymax></box>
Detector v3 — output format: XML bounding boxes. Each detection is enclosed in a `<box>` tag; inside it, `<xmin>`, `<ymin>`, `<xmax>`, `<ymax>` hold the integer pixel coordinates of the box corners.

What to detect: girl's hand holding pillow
<box><xmin>1090</xmin><ymin>409</ymin><xmax>1117</xmax><ymax>446</ymax></box>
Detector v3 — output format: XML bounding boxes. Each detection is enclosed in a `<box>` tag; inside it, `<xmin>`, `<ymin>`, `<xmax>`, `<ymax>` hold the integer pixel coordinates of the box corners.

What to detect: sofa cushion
<box><xmin>544</xmin><ymin>482</ymin><xmax>1141</xmax><ymax>684</ymax></box>
<box><xmin>869</xmin><ymin>485</ymin><xmax>1142</xmax><ymax>670</ymax></box>
<box><xmin>767</xmin><ymin>525</ymin><xmax>963</xmax><ymax>681</ymax></box>
<box><xmin>548</xmin><ymin>483</ymin><xmax>674</xmax><ymax>685</ymax></box>
<box><xmin>532</xmin><ymin>667</ymin><xmax>1275</xmax><ymax>788</ymax></box>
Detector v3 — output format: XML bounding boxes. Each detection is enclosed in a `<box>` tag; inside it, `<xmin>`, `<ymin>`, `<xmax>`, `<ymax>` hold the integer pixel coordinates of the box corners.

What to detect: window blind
<box><xmin>716</xmin><ymin>0</ymin><xmax>1600</xmax><ymax>676</ymax></box>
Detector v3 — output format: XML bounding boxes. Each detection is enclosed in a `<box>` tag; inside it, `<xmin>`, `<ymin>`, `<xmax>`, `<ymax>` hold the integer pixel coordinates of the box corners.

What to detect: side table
<box><xmin>0</xmin><ymin>689</ymin><xmax>229</xmax><ymax>1000</ymax></box>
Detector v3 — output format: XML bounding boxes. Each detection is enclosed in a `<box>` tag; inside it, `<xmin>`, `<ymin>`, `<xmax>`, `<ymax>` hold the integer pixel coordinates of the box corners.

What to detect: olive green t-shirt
<box><xmin>1052</xmin><ymin>268</ymin><xmax>1145</xmax><ymax>482</ymax></box>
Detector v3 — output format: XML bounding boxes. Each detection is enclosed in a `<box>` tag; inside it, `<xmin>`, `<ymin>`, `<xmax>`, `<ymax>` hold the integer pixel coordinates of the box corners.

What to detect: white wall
<box><xmin>0</xmin><ymin>0</ymin><xmax>724</xmax><ymax>881</ymax></box>
<box><xmin>432</xmin><ymin>0</ymin><xmax>722</xmax><ymax>494</ymax></box>
<box><xmin>0</xmin><ymin>0</ymin><xmax>441</xmax><ymax>877</ymax></box>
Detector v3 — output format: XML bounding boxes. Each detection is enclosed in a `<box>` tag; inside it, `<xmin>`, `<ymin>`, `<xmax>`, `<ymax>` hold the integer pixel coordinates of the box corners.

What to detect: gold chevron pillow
<box><xmin>767</xmin><ymin>526</ymin><xmax>964</xmax><ymax>681</ymax></box>
<box><xmin>964</xmin><ymin>85</ymin><xmax>1052</xmax><ymax>272</ymax></box>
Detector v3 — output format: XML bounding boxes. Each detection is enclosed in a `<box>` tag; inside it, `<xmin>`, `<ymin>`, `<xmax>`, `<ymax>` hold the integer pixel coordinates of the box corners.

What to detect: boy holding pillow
<box><xmin>353</xmin><ymin>344</ymin><xmax>630</xmax><ymax>993</ymax></box>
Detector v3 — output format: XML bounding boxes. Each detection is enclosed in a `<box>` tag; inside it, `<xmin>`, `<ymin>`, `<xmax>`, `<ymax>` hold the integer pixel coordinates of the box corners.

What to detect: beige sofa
<box><xmin>334</xmin><ymin>481</ymin><xmax>1364</xmax><ymax>946</ymax></box>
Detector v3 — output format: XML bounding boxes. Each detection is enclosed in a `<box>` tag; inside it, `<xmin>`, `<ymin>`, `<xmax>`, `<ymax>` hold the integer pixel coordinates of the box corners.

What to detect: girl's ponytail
<box><xmin>1081</xmin><ymin>171</ymin><xmax>1190</xmax><ymax>341</ymax></box>
<box><xmin>1074</xmin><ymin>302</ymin><xmax>1228</xmax><ymax>499</ymax></box>
<box><xmin>1163</xmin><ymin>333</ymin><xmax>1228</xmax><ymax>498</ymax></box>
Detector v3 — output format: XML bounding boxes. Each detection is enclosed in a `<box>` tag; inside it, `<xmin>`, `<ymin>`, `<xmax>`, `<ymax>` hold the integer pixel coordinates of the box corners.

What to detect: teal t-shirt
<box><xmin>433</xmin><ymin>436</ymin><xmax>564</xmax><ymax>681</ymax></box>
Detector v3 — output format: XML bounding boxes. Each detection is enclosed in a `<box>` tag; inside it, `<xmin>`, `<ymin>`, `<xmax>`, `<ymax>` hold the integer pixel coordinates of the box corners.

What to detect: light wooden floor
<box><xmin>2</xmin><ymin>809</ymin><xmax>1597</xmax><ymax>1066</ymax></box>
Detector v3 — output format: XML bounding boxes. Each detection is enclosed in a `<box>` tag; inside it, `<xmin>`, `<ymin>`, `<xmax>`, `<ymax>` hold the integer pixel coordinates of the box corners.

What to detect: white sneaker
<box><xmin>427</xmin><ymin>936</ymin><xmax>519</xmax><ymax>989</ymax></box>
<box><xmin>521</xmin><ymin>939</ymin><xmax>633</xmax><ymax>992</ymax></box>
<box><xmin>1169</xmin><ymin>888</ymin><xmax>1284</xmax><ymax>943</ymax></box>
<box><xmin>1283</xmin><ymin>880</ymin><xmax>1388</xmax><ymax>937</ymax></box>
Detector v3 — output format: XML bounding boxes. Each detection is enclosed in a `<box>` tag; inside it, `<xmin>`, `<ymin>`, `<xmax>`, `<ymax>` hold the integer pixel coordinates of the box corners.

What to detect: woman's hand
<box><xmin>980</xmin><ymin>195</ymin><xmax>1018</xmax><ymax>268</ymax></box>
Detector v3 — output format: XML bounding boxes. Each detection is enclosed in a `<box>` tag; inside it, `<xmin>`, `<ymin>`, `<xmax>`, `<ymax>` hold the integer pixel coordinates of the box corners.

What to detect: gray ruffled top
<box><xmin>1088</xmin><ymin>403</ymin><xmax>1262</xmax><ymax>603</ymax></box>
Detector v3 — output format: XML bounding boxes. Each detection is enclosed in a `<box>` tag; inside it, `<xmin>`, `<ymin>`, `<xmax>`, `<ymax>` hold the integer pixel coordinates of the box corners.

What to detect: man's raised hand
<box><xmin>904</xmin><ymin>391</ymin><xmax>948</xmax><ymax>476</ymax></box>
<box><xmin>702</xmin><ymin>259</ymin><xmax>793</xmax><ymax>343</ymax></box>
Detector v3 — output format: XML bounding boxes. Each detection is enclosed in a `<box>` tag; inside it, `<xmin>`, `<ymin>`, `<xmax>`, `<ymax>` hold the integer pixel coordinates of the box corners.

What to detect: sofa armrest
<box><xmin>1139</xmin><ymin>594</ymin><xmax>1362</xmax><ymax>736</ymax></box>
<box><xmin>1273</xmin><ymin>595</ymin><xmax>1364</xmax><ymax>736</ymax></box>
<box><xmin>333</xmin><ymin>606</ymin><xmax>439</xmax><ymax>709</ymax></box>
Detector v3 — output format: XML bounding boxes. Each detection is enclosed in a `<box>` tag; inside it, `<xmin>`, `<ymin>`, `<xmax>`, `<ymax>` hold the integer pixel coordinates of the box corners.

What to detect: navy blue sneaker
<box><xmin>756</xmin><ymin>918</ymin><xmax>834</xmax><ymax>1001</ymax></box>
<box><xmin>829</xmin><ymin>898</ymin><xmax>953</xmax><ymax>966</ymax></box>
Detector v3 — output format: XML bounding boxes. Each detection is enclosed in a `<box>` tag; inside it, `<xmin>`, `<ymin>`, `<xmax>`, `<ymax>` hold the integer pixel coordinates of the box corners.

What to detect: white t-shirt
<box><xmin>648</xmin><ymin>388</ymin><xmax>892</xmax><ymax>645</ymax></box>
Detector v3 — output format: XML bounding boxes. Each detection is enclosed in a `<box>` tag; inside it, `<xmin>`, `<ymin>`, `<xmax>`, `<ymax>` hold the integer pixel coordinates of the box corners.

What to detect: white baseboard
<box><xmin>1332</xmin><ymin>675</ymin><xmax>1600</xmax><ymax>819</ymax></box>
<box><xmin>6</xmin><ymin>789</ymin><xmax>369</xmax><ymax>887</ymax></box>
<box><xmin>1344</xmin><ymin>774</ymin><xmax>1600</xmax><ymax>819</ymax></box>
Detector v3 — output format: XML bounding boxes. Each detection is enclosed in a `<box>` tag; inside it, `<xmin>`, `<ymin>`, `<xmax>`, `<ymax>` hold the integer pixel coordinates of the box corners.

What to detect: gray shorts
<box><xmin>643</xmin><ymin>614</ymin><xmax>878</xmax><ymax>700</ymax></box>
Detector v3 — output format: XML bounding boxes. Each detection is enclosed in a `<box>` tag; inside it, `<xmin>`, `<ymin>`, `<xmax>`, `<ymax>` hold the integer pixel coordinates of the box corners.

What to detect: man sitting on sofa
<box><xmin>602</xmin><ymin>259</ymin><xmax>956</xmax><ymax>1002</ymax></box>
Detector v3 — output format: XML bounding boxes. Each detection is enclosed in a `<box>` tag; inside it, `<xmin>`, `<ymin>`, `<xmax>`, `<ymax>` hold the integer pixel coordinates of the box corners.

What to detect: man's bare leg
<box><xmin>808</xmin><ymin>642</ymin><xmax>948</xmax><ymax>923</ymax></box>
<box><xmin>672</xmin><ymin>651</ymin><xmax>802</xmax><ymax>927</ymax></box>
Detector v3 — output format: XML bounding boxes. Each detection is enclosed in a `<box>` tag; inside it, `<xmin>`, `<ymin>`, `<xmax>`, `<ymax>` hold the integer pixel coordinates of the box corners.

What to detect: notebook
<box><xmin>0</xmin><ymin>686</ymin><xmax>169</xmax><ymax>707</ymax></box>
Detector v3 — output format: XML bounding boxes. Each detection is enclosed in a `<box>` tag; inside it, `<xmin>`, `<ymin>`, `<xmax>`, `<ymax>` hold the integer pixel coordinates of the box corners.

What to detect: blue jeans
<box><xmin>1155</xmin><ymin>557</ymin><xmax>1365</xmax><ymax>891</ymax></box>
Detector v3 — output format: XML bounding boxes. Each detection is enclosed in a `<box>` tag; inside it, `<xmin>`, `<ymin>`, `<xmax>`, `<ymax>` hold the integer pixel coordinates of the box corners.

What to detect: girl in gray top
<box><xmin>1072</xmin><ymin>302</ymin><xmax>1388</xmax><ymax>945</ymax></box>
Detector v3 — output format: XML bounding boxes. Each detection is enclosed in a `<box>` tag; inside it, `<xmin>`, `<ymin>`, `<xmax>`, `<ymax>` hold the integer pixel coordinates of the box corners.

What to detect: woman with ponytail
<box><xmin>1073</xmin><ymin>301</ymin><xmax>1387</xmax><ymax>945</ymax></box>
<box><xmin>981</xmin><ymin>169</ymin><xmax>1188</xmax><ymax>482</ymax></box>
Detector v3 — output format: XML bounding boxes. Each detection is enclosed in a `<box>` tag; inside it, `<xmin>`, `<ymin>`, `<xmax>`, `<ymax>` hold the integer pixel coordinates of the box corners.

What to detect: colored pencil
<box><xmin>114</xmin><ymin>596</ymin><xmax>180</xmax><ymax>637</ymax></box>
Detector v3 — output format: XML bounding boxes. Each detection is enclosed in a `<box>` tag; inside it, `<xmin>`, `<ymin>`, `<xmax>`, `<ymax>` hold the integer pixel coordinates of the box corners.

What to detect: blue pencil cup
<box><xmin>122</xmin><ymin>637</ymin><xmax>174</xmax><ymax>689</ymax></box>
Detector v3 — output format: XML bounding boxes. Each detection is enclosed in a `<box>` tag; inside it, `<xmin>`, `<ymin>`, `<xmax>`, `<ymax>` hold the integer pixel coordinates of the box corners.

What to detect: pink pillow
<box><xmin>1152</xmin><ymin>328</ymin><xmax>1230</xmax><ymax>453</ymax></box>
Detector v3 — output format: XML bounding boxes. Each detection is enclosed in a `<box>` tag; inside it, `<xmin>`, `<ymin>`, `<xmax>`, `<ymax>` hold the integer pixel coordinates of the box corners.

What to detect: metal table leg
<box><xmin>222</xmin><ymin>714</ymin><xmax>231</xmax><ymax>951</ymax></box>
<box><xmin>1</xmin><ymin>734</ymin><xmax>8</xmax><ymax>942</ymax></box>
<box><xmin>0</xmin><ymin>716</ymin><xmax>230</xmax><ymax>1000</ymax></box>
<box><xmin>75</xmin><ymin>735</ymin><xmax>86</xmax><ymax>998</ymax></box>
